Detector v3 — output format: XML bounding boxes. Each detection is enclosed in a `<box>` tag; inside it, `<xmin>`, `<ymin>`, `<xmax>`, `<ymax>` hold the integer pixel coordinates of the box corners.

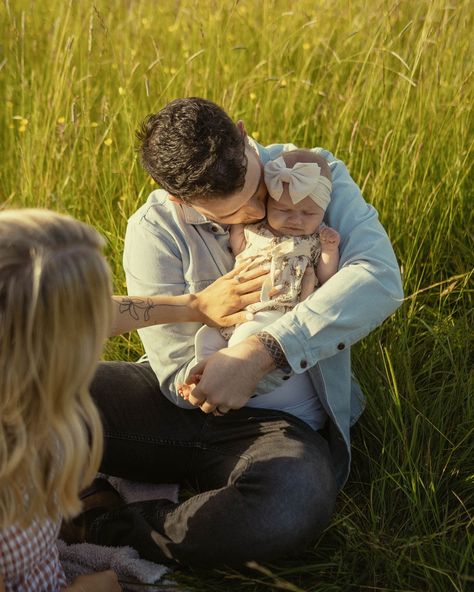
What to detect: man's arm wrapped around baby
<box><xmin>224</xmin><ymin>227</ymin><xmax>341</xmax><ymax>397</ymax></box>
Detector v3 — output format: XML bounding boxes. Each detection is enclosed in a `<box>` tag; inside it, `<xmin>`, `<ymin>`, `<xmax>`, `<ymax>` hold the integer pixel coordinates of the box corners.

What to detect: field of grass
<box><xmin>1</xmin><ymin>0</ymin><xmax>472</xmax><ymax>590</ymax></box>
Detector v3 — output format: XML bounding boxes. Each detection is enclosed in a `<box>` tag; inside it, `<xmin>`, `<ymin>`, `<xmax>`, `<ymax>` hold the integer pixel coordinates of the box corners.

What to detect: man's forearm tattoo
<box><xmin>255</xmin><ymin>331</ymin><xmax>290</xmax><ymax>370</ymax></box>
<box><xmin>119</xmin><ymin>298</ymin><xmax>157</xmax><ymax>321</ymax></box>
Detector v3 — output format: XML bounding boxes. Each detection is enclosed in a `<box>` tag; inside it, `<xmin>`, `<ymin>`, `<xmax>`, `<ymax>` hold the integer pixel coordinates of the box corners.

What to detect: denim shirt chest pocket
<box><xmin>183</xmin><ymin>223</ymin><xmax>235</xmax><ymax>293</ymax></box>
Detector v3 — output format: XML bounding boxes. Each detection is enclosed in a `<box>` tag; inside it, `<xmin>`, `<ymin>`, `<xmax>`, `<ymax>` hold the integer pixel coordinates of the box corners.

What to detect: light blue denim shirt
<box><xmin>123</xmin><ymin>143</ymin><xmax>404</xmax><ymax>489</ymax></box>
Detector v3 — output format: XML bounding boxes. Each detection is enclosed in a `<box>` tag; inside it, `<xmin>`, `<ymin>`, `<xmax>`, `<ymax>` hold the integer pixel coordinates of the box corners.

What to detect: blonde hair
<box><xmin>0</xmin><ymin>209</ymin><xmax>112</xmax><ymax>528</ymax></box>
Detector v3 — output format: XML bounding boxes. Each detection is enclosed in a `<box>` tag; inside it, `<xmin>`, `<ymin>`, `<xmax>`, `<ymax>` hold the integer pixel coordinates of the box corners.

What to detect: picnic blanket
<box><xmin>58</xmin><ymin>477</ymin><xmax>180</xmax><ymax>592</ymax></box>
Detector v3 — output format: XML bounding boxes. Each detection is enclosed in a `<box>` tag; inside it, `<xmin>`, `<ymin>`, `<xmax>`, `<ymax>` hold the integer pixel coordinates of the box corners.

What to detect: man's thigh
<box><xmin>90</xmin><ymin>361</ymin><xmax>207</xmax><ymax>484</ymax></box>
<box><xmin>90</xmin><ymin>361</ymin><xmax>336</xmax><ymax>507</ymax></box>
<box><xmin>195</xmin><ymin>406</ymin><xmax>335</xmax><ymax>495</ymax></box>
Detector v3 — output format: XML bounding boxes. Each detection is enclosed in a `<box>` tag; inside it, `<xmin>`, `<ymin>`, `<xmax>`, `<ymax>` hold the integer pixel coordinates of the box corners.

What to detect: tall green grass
<box><xmin>1</xmin><ymin>0</ymin><xmax>472</xmax><ymax>590</ymax></box>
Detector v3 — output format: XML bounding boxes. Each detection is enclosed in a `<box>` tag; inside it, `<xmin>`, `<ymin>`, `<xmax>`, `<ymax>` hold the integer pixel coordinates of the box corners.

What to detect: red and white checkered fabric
<box><xmin>0</xmin><ymin>518</ymin><xmax>67</xmax><ymax>591</ymax></box>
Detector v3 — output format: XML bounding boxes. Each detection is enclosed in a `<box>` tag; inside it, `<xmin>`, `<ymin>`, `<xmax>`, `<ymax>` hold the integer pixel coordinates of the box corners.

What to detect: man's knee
<box><xmin>236</xmin><ymin>441</ymin><xmax>337</xmax><ymax>562</ymax></box>
<box><xmin>291</xmin><ymin>460</ymin><xmax>336</xmax><ymax>547</ymax></box>
<box><xmin>266</xmin><ymin>451</ymin><xmax>336</xmax><ymax>550</ymax></box>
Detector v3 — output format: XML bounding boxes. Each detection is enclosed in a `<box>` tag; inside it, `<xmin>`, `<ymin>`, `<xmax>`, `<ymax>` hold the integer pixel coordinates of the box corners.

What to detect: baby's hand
<box><xmin>319</xmin><ymin>226</ymin><xmax>340</xmax><ymax>252</ymax></box>
<box><xmin>178</xmin><ymin>373</ymin><xmax>202</xmax><ymax>400</ymax></box>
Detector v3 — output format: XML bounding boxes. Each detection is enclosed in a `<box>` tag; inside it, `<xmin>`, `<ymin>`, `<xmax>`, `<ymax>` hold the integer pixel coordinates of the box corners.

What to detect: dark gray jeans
<box><xmin>88</xmin><ymin>361</ymin><xmax>337</xmax><ymax>567</ymax></box>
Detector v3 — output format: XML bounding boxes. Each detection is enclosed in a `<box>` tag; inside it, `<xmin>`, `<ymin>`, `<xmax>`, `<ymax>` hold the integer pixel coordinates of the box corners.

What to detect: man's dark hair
<box><xmin>136</xmin><ymin>98</ymin><xmax>247</xmax><ymax>202</ymax></box>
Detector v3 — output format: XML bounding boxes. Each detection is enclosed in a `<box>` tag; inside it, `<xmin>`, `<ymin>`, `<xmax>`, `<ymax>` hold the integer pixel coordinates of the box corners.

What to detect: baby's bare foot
<box><xmin>178</xmin><ymin>373</ymin><xmax>202</xmax><ymax>400</ymax></box>
<box><xmin>178</xmin><ymin>383</ymin><xmax>194</xmax><ymax>400</ymax></box>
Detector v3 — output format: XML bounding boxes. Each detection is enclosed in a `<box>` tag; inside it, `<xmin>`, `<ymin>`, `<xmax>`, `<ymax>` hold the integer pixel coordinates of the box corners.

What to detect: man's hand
<box><xmin>192</xmin><ymin>257</ymin><xmax>279</xmax><ymax>327</ymax></box>
<box><xmin>183</xmin><ymin>335</ymin><xmax>276</xmax><ymax>413</ymax></box>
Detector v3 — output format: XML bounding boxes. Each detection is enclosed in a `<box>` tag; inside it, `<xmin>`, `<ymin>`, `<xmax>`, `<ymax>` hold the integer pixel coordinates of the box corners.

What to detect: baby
<box><xmin>180</xmin><ymin>149</ymin><xmax>340</xmax><ymax>406</ymax></box>
<box><xmin>231</xmin><ymin>149</ymin><xmax>339</xmax><ymax>311</ymax></box>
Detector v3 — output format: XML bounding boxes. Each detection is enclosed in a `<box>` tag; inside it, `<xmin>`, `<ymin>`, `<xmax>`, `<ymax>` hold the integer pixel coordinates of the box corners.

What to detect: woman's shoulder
<box><xmin>0</xmin><ymin>518</ymin><xmax>64</xmax><ymax>587</ymax></box>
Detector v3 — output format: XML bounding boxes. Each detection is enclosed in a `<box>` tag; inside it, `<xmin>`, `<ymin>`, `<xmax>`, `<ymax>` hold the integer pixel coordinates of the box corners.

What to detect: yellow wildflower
<box><xmin>104</xmin><ymin>138</ymin><xmax>113</xmax><ymax>146</ymax></box>
<box><xmin>57</xmin><ymin>116</ymin><xmax>66</xmax><ymax>124</ymax></box>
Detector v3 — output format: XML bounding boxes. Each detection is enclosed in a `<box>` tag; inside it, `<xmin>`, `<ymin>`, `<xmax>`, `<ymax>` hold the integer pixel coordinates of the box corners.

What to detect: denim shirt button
<box><xmin>300</xmin><ymin>360</ymin><xmax>307</xmax><ymax>369</ymax></box>
<box><xmin>337</xmin><ymin>343</ymin><xmax>345</xmax><ymax>350</ymax></box>
<box><xmin>211</xmin><ymin>225</ymin><xmax>219</xmax><ymax>233</ymax></box>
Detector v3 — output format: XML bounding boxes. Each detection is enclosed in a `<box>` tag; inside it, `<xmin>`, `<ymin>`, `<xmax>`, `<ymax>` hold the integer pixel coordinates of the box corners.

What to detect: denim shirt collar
<box><xmin>180</xmin><ymin>203</ymin><xmax>229</xmax><ymax>234</ymax></box>
<box><xmin>181</xmin><ymin>203</ymin><xmax>209</xmax><ymax>225</ymax></box>
<box><xmin>250</xmin><ymin>137</ymin><xmax>271</xmax><ymax>163</ymax></box>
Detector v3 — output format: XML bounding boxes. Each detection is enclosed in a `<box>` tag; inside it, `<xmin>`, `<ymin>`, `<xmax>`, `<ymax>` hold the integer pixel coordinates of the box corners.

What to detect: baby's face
<box><xmin>266</xmin><ymin>189</ymin><xmax>325</xmax><ymax>236</ymax></box>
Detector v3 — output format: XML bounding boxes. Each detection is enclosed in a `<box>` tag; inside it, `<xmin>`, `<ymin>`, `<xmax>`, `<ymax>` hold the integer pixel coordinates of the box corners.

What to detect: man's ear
<box><xmin>236</xmin><ymin>120</ymin><xmax>248</xmax><ymax>138</ymax></box>
<box><xmin>168</xmin><ymin>194</ymin><xmax>184</xmax><ymax>204</ymax></box>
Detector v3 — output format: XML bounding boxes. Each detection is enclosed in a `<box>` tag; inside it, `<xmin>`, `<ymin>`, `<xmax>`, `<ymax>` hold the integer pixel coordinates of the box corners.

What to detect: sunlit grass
<box><xmin>1</xmin><ymin>0</ymin><xmax>472</xmax><ymax>590</ymax></box>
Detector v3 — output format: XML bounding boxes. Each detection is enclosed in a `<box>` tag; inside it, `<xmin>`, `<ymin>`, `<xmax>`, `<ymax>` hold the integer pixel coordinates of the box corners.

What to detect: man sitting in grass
<box><xmin>83</xmin><ymin>97</ymin><xmax>403</xmax><ymax>567</ymax></box>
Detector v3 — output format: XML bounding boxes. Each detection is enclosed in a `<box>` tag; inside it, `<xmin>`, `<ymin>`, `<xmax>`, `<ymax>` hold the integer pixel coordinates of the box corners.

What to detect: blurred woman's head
<box><xmin>0</xmin><ymin>209</ymin><xmax>112</xmax><ymax>527</ymax></box>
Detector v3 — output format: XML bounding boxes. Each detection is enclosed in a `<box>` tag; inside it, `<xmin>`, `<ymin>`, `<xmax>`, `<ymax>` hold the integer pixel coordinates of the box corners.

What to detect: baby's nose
<box><xmin>289</xmin><ymin>211</ymin><xmax>304</xmax><ymax>221</ymax></box>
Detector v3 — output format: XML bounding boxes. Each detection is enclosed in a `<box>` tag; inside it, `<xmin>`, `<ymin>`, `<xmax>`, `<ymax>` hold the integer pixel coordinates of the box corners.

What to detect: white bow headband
<box><xmin>264</xmin><ymin>157</ymin><xmax>332</xmax><ymax>210</ymax></box>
